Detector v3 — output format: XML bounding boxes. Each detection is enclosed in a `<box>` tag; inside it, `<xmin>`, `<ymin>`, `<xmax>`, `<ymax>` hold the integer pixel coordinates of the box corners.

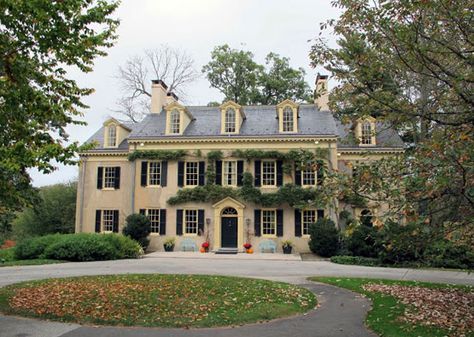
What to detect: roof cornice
<box><xmin>127</xmin><ymin>135</ymin><xmax>338</xmax><ymax>144</ymax></box>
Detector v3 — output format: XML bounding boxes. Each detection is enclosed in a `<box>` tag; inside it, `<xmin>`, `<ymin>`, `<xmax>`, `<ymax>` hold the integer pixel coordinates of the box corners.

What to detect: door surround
<box><xmin>212</xmin><ymin>197</ymin><xmax>245</xmax><ymax>250</ymax></box>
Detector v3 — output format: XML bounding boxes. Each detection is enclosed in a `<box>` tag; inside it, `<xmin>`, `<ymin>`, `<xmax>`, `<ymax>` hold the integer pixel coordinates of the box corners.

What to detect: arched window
<box><xmin>224</xmin><ymin>108</ymin><xmax>236</xmax><ymax>133</ymax></box>
<box><xmin>170</xmin><ymin>109</ymin><xmax>180</xmax><ymax>134</ymax></box>
<box><xmin>361</xmin><ymin>122</ymin><xmax>372</xmax><ymax>145</ymax></box>
<box><xmin>282</xmin><ymin>106</ymin><xmax>294</xmax><ymax>132</ymax></box>
<box><xmin>107</xmin><ymin>124</ymin><xmax>117</xmax><ymax>147</ymax></box>
<box><xmin>222</xmin><ymin>207</ymin><xmax>238</xmax><ymax>216</ymax></box>
<box><xmin>360</xmin><ymin>209</ymin><xmax>373</xmax><ymax>227</ymax></box>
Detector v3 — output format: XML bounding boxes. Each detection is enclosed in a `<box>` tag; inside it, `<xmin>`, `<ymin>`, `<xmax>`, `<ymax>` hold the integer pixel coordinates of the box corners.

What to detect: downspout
<box><xmin>78</xmin><ymin>157</ymin><xmax>87</xmax><ymax>232</ymax></box>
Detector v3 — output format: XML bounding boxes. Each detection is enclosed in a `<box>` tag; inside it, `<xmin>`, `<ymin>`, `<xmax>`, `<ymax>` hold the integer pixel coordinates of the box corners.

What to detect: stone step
<box><xmin>215</xmin><ymin>247</ymin><xmax>239</xmax><ymax>255</ymax></box>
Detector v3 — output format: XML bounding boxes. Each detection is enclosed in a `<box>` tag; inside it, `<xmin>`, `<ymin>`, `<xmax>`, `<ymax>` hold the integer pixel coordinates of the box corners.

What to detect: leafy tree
<box><xmin>0</xmin><ymin>0</ymin><xmax>120</xmax><ymax>215</ymax></box>
<box><xmin>308</xmin><ymin>218</ymin><xmax>340</xmax><ymax>257</ymax></box>
<box><xmin>310</xmin><ymin>0</ymin><xmax>473</xmax><ymax>237</ymax></box>
<box><xmin>13</xmin><ymin>182</ymin><xmax>77</xmax><ymax>238</ymax></box>
<box><xmin>202</xmin><ymin>45</ymin><xmax>312</xmax><ymax>105</ymax></box>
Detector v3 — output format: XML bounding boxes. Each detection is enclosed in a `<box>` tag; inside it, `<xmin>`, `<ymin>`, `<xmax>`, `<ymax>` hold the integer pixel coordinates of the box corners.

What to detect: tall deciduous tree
<box><xmin>311</xmin><ymin>0</ymin><xmax>473</xmax><ymax>236</ymax></box>
<box><xmin>0</xmin><ymin>0</ymin><xmax>119</xmax><ymax>214</ymax></box>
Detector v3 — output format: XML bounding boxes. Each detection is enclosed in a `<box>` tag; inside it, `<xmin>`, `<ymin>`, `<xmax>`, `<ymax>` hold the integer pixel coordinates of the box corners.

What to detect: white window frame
<box><xmin>148</xmin><ymin>161</ymin><xmax>162</xmax><ymax>186</ymax></box>
<box><xmin>103</xmin><ymin>167</ymin><xmax>116</xmax><ymax>189</ymax></box>
<box><xmin>361</xmin><ymin>122</ymin><xmax>372</xmax><ymax>145</ymax></box>
<box><xmin>302</xmin><ymin>210</ymin><xmax>316</xmax><ymax>237</ymax></box>
<box><xmin>282</xmin><ymin>106</ymin><xmax>294</xmax><ymax>132</ymax></box>
<box><xmin>102</xmin><ymin>210</ymin><xmax>115</xmax><ymax>232</ymax></box>
<box><xmin>170</xmin><ymin>109</ymin><xmax>181</xmax><ymax>134</ymax></box>
<box><xmin>261</xmin><ymin>209</ymin><xmax>277</xmax><ymax>237</ymax></box>
<box><xmin>223</xmin><ymin>160</ymin><xmax>237</xmax><ymax>186</ymax></box>
<box><xmin>184</xmin><ymin>209</ymin><xmax>198</xmax><ymax>236</ymax></box>
<box><xmin>146</xmin><ymin>209</ymin><xmax>161</xmax><ymax>234</ymax></box>
<box><xmin>185</xmin><ymin>162</ymin><xmax>199</xmax><ymax>187</ymax></box>
<box><xmin>301</xmin><ymin>162</ymin><xmax>317</xmax><ymax>186</ymax></box>
<box><xmin>224</xmin><ymin>108</ymin><xmax>236</xmax><ymax>133</ymax></box>
<box><xmin>107</xmin><ymin>124</ymin><xmax>117</xmax><ymax>147</ymax></box>
<box><xmin>261</xmin><ymin>160</ymin><xmax>276</xmax><ymax>187</ymax></box>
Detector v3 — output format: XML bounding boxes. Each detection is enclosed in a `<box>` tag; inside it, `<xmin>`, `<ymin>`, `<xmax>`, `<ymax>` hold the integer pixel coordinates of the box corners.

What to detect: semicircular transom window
<box><xmin>224</xmin><ymin>108</ymin><xmax>236</xmax><ymax>133</ymax></box>
<box><xmin>222</xmin><ymin>207</ymin><xmax>238</xmax><ymax>216</ymax></box>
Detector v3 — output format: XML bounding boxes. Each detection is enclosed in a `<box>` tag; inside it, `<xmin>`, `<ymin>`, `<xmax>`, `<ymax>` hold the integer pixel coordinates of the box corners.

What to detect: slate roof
<box><xmin>85</xmin><ymin>104</ymin><xmax>404</xmax><ymax>151</ymax></box>
<box><xmin>336</xmin><ymin>121</ymin><xmax>405</xmax><ymax>149</ymax></box>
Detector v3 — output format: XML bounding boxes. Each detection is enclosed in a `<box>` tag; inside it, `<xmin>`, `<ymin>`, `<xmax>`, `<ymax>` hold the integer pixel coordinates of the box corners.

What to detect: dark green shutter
<box><xmin>97</xmin><ymin>167</ymin><xmax>103</xmax><ymax>189</ymax></box>
<box><xmin>177</xmin><ymin>162</ymin><xmax>184</xmax><ymax>187</ymax></box>
<box><xmin>159</xmin><ymin>209</ymin><xmax>166</xmax><ymax>235</ymax></box>
<box><xmin>176</xmin><ymin>209</ymin><xmax>183</xmax><ymax>235</ymax></box>
<box><xmin>276</xmin><ymin>161</ymin><xmax>283</xmax><ymax>186</ymax></box>
<box><xmin>295</xmin><ymin>163</ymin><xmax>301</xmax><ymax>186</ymax></box>
<box><xmin>254</xmin><ymin>209</ymin><xmax>261</xmax><ymax>236</ymax></box>
<box><xmin>141</xmin><ymin>161</ymin><xmax>148</xmax><ymax>187</ymax></box>
<box><xmin>114</xmin><ymin>167</ymin><xmax>121</xmax><ymax>189</ymax></box>
<box><xmin>139</xmin><ymin>209</ymin><xmax>146</xmax><ymax>215</ymax></box>
<box><xmin>317</xmin><ymin>209</ymin><xmax>325</xmax><ymax>219</ymax></box>
<box><xmin>112</xmin><ymin>210</ymin><xmax>119</xmax><ymax>233</ymax></box>
<box><xmin>198</xmin><ymin>210</ymin><xmax>205</xmax><ymax>235</ymax></box>
<box><xmin>254</xmin><ymin>161</ymin><xmax>261</xmax><ymax>187</ymax></box>
<box><xmin>237</xmin><ymin>160</ymin><xmax>244</xmax><ymax>186</ymax></box>
<box><xmin>95</xmin><ymin>210</ymin><xmax>101</xmax><ymax>232</ymax></box>
<box><xmin>317</xmin><ymin>162</ymin><xmax>324</xmax><ymax>186</ymax></box>
<box><xmin>276</xmin><ymin>210</ymin><xmax>284</xmax><ymax>237</ymax></box>
<box><xmin>215</xmin><ymin>160</ymin><xmax>222</xmax><ymax>185</ymax></box>
<box><xmin>198</xmin><ymin>161</ymin><xmax>206</xmax><ymax>186</ymax></box>
<box><xmin>294</xmin><ymin>209</ymin><xmax>302</xmax><ymax>237</ymax></box>
<box><xmin>161</xmin><ymin>161</ymin><xmax>168</xmax><ymax>187</ymax></box>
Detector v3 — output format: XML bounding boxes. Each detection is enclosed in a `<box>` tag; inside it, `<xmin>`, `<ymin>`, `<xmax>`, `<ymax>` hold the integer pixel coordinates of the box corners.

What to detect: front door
<box><xmin>221</xmin><ymin>217</ymin><xmax>238</xmax><ymax>248</ymax></box>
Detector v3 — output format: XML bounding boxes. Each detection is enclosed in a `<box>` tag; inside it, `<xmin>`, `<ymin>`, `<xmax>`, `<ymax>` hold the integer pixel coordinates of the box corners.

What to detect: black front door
<box><xmin>221</xmin><ymin>217</ymin><xmax>238</xmax><ymax>248</ymax></box>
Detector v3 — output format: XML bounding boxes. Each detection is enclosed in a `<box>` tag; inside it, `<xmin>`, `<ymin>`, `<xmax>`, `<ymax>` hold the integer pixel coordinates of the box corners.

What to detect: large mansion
<box><xmin>75</xmin><ymin>76</ymin><xmax>404</xmax><ymax>253</ymax></box>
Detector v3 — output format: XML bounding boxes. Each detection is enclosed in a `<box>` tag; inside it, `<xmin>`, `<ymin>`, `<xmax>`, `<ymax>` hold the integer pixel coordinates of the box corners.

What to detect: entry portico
<box><xmin>212</xmin><ymin>197</ymin><xmax>245</xmax><ymax>250</ymax></box>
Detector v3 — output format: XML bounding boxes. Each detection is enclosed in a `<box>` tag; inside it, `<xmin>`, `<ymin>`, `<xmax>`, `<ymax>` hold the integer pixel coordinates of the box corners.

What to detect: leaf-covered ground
<box><xmin>310</xmin><ymin>277</ymin><xmax>474</xmax><ymax>337</ymax></box>
<box><xmin>0</xmin><ymin>274</ymin><xmax>316</xmax><ymax>328</ymax></box>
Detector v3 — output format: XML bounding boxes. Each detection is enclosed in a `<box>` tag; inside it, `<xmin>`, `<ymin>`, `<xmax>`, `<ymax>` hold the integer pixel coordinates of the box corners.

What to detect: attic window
<box><xmin>224</xmin><ymin>108</ymin><xmax>236</xmax><ymax>133</ymax></box>
<box><xmin>282</xmin><ymin>106</ymin><xmax>294</xmax><ymax>132</ymax></box>
<box><xmin>170</xmin><ymin>109</ymin><xmax>181</xmax><ymax>134</ymax></box>
<box><xmin>107</xmin><ymin>124</ymin><xmax>117</xmax><ymax>147</ymax></box>
<box><xmin>361</xmin><ymin>122</ymin><xmax>372</xmax><ymax>145</ymax></box>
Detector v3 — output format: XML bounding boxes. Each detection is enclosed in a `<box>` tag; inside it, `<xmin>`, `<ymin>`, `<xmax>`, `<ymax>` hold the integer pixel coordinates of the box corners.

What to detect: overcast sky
<box><xmin>30</xmin><ymin>0</ymin><xmax>341</xmax><ymax>187</ymax></box>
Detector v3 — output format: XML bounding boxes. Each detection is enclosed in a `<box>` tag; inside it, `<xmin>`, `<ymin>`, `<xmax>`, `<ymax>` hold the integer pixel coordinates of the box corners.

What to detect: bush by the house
<box><xmin>15</xmin><ymin>234</ymin><xmax>63</xmax><ymax>260</ymax></box>
<box><xmin>122</xmin><ymin>214</ymin><xmax>151</xmax><ymax>249</ymax></box>
<box><xmin>308</xmin><ymin>218</ymin><xmax>340</xmax><ymax>257</ymax></box>
<box><xmin>423</xmin><ymin>241</ymin><xmax>474</xmax><ymax>269</ymax></box>
<box><xmin>346</xmin><ymin>225</ymin><xmax>381</xmax><ymax>258</ymax></box>
<box><xmin>330</xmin><ymin>255</ymin><xmax>380</xmax><ymax>267</ymax></box>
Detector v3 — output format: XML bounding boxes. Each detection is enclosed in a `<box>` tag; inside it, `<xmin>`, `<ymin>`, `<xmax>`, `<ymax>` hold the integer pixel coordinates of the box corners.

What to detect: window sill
<box><xmin>101</xmin><ymin>188</ymin><xmax>116</xmax><ymax>191</ymax></box>
<box><xmin>183</xmin><ymin>233</ymin><xmax>198</xmax><ymax>237</ymax></box>
<box><xmin>146</xmin><ymin>185</ymin><xmax>162</xmax><ymax>188</ymax></box>
<box><xmin>262</xmin><ymin>234</ymin><xmax>277</xmax><ymax>238</ymax></box>
<box><xmin>149</xmin><ymin>233</ymin><xmax>161</xmax><ymax>236</ymax></box>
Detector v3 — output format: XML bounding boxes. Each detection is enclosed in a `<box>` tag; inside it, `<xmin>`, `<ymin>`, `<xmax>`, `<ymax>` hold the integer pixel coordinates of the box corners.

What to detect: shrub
<box><xmin>122</xmin><ymin>214</ymin><xmax>151</xmax><ymax>249</ymax></box>
<box><xmin>15</xmin><ymin>234</ymin><xmax>63</xmax><ymax>259</ymax></box>
<box><xmin>308</xmin><ymin>218</ymin><xmax>340</xmax><ymax>257</ymax></box>
<box><xmin>102</xmin><ymin>234</ymin><xmax>143</xmax><ymax>259</ymax></box>
<box><xmin>424</xmin><ymin>241</ymin><xmax>474</xmax><ymax>269</ymax></box>
<box><xmin>0</xmin><ymin>247</ymin><xmax>15</xmax><ymax>263</ymax></box>
<box><xmin>347</xmin><ymin>225</ymin><xmax>381</xmax><ymax>258</ymax></box>
<box><xmin>331</xmin><ymin>255</ymin><xmax>380</xmax><ymax>267</ymax></box>
<box><xmin>44</xmin><ymin>234</ymin><xmax>116</xmax><ymax>261</ymax></box>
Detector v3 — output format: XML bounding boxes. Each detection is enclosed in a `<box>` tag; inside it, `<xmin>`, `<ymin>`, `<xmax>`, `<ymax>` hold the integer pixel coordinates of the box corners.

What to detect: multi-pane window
<box><xmin>185</xmin><ymin>162</ymin><xmax>199</xmax><ymax>186</ymax></box>
<box><xmin>361</xmin><ymin>122</ymin><xmax>372</xmax><ymax>145</ymax></box>
<box><xmin>302</xmin><ymin>163</ymin><xmax>317</xmax><ymax>186</ymax></box>
<box><xmin>224</xmin><ymin>108</ymin><xmax>236</xmax><ymax>133</ymax></box>
<box><xmin>282</xmin><ymin>106</ymin><xmax>294</xmax><ymax>132</ymax></box>
<box><xmin>223</xmin><ymin>161</ymin><xmax>237</xmax><ymax>186</ymax></box>
<box><xmin>107</xmin><ymin>125</ymin><xmax>117</xmax><ymax>147</ymax></box>
<box><xmin>302</xmin><ymin>210</ymin><xmax>316</xmax><ymax>236</ymax></box>
<box><xmin>184</xmin><ymin>210</ymin><xmax>198</xmax><ymax>235</ymax></box>
<box><xmin>170</xmin><ymin>109</ymin><xmax>180</xmax><ymax>134</ymax></box>
<box><xmin>147</xmin><ymin>209</ymin><xmax>161</xmax><ymax>233</ymax></box>
<box><xmin>262</xmin><ymin>210</ymin><xmax>276</xmax><ymax>236</ymax></box>
<box><xmin>148</xmin><ymin>162</ymin><xmax>161</xmax><ymax>186</ymax></box>
<box><xmin>104</xmin><ymin>167</ymin><xmax>116</xmax><ymax>188</ymax></box>
<box><xmin>102</xmin><ymin>210</ymin><xmax>115</xmax><ymax>232</ymax></box>
<box><xmin>262</xmin><ymin>161</ymin><xmax>276</xmax><ymax>186</ymax></box>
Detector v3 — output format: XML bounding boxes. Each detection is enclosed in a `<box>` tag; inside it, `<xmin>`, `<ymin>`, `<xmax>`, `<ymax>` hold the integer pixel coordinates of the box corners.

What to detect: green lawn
<box><xmin>309</xmin><ymin>277</ymin><xmax>473</xmax><ymax>337</ymax></box>
<box><xmin>0</xmin><ymin>248</ymin><xmax>63</xmax><ymax>267</ymax></box>
<box><xmin>0</xmin><ymin>274</ymin><xmax>316</xmax><ymax>328</ymax></box>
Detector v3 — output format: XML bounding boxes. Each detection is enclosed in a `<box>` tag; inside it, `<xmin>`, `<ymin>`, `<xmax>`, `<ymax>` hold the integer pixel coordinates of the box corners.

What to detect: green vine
<box><xmin>128</xmin><ymin>150</ymin><xmax>187</xmax><ymax>161</ymax></box>
<box><xmin>207</xmin><ymin>150</ymin><xmax>223</xmax><ymax>161</ymax></box>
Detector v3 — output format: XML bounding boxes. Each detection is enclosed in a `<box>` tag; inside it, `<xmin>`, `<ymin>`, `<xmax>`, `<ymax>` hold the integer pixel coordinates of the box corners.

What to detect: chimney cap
<box><xmin>316</xmin><ymin>73</ymin><xmax>328</xmax><ymax>82</ymax></box>
<box><xmin>151</xmin><ymin>79</ymin><xmax>168</xmax><ymax>89</ymax></box>
<box><xmin>167</xmin><ymin>92</ymin><xmax>179</xmax><ymax>101</ymax></box>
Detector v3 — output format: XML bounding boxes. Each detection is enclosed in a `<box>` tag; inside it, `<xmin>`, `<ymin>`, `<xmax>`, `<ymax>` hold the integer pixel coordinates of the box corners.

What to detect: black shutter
<box><xmin>295</xmin><ymin>163</ymin><xmax>301</xmax><ymax>186</ymax></box>
<box><xmin>254</xmin><ymin>160</ymin><xmax>261</xmax><ymax>187</ymax></box>
<box><xmin>139</xmin><ymin>209</ymin><xmax>146</xmax><ymax>215</ymax></box>
<box><xmin>237</xmin><ymin>160</ymin><xmax>244</xmax><ymax>186</ymax></box>
<box><xmin>276</xmin><ymin>160</ymin><xmax>283</xmax><ymax>186</ymax></box>
<box><xmin>160</xmin><ymin>209</ymin><xmax>166</xmax><ymax>235</ymax></box>
<box><xmin>113</xmin><ymin>210</ymin><xmax>119</xmax><ymax>233</ymax></box>
<box><xmin>317</xmin><ymin>162</ymin><xmax>324</xmax><ymax>186</ymax></box>
<box><xmin>198</xmin><ymin>161</ymin><xmax>206</xmax><ymax>186</ymax></box>
<box><xmin>254</xmin><ymin>209</ymin><xmax>261</xmax><ymax>237</ymax></box>
<box><xmin>215</xmin><ymin>160</ymin><xmax>222</xmax><ymax>185</ymax></box>
<box><xmin>114</xmin><ymin>167</ymin><xmax>121</xmax><ymax>189</ymax></box>
<box><xmin>161</xmin><ymin>161</ymin><xmax>168</xmax><ymax>187</ymax></box>
<box><xmin>95</xmin><ymin>210</ymin><xmax>101</xmax><ymax>233</ymax></box>
<box><xmin>317</xmin><ymin>209</ymin><xmax>325</xmax><ymax>219</ymax></box>
<box><xmin>177</xmin><ymin>161</ymin><xmax>185</xmax><ymax>187</ymax></box>
<box><xmin>97</xmin><ymin>167</ymin><xmax>103</xmax><ymax>189</ymax></box>
<box><xmin>295</xmin><ymin>209</ymin><xmax>302</xmax><ymax>237</ymax></box>
<box><xmin>276</xmin><ymin>209</ymin><xmax>284</xmax><ymax>237</ymax></box>
<box><xmin>176</xmin><ymin>209</ymin><xmax>183</xmax><ymax>235</ymax></box>
<box><xmin>198</xmin><ymin>209</ymin><xmax>205</xmax><ymax>235</ymax></box>
<box><xmin>141</xmin><ymin>161</ymin><xmax>148</xmax><ymax>187</ymax></box>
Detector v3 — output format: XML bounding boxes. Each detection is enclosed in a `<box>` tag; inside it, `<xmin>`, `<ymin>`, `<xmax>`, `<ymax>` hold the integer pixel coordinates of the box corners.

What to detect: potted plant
<box><xmin>201</xmin><ymin>241</ymin><xmax>210</xmax><ymax>253</ymax></box>
<box><xmin>282</xmin><ymin>240</ymin><xmax>293</xmax><ymax>254</ymax></box>
<box><xmin>163</xmin><ymin>237</ymin><xmax>175</xmax><ymax>252</ymax></box>
<box><xmin>243</xmin><ymin>243</ymin><xmax>253</xmax><ymax>254</ymax></box>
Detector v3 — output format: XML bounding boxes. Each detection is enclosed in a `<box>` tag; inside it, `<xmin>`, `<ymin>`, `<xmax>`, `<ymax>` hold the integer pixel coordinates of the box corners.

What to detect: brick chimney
<box><xmin>314</xmin><ymin>74</ymin><xmax>329</xmax><ymax>111</ymax></box>
<box><xmin>150</xmin><ymin>80</ymin><xmax>168</xmax><ymax>114</ymax></box>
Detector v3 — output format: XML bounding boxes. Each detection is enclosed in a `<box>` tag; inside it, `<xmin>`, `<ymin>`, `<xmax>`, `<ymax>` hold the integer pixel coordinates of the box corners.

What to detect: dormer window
<box><xmin>224</xmin><ymin>108</ymin><xmax>236</xmax><ymax>133</ymax></box>
<box><xmin>282</xmin><ymin>107</ymin><xmax>294</xmax><ymax>132</ymax></box>
<box><xmin>361</xmin><ymin>122</ymin><xmax>372</xmax><ymax>145</ymax></box>
<box><xmin>107</xmin><ymin>124</ymin><xmax>117</xmax><ymax>147</ymax></box>
<box><xmin>170</xmin><ymin>109</ymin><xmax>180</xmax><ymax>134</ymax></box>
<box><xmin>357</xmin><ymin>117</ymin><xmax>376</xmax><ymax>146</ymax></box>
<box><xmin>277</xmin><ymin>99</ymin><xmax>298</xmax><ymax>133</ymax></box>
